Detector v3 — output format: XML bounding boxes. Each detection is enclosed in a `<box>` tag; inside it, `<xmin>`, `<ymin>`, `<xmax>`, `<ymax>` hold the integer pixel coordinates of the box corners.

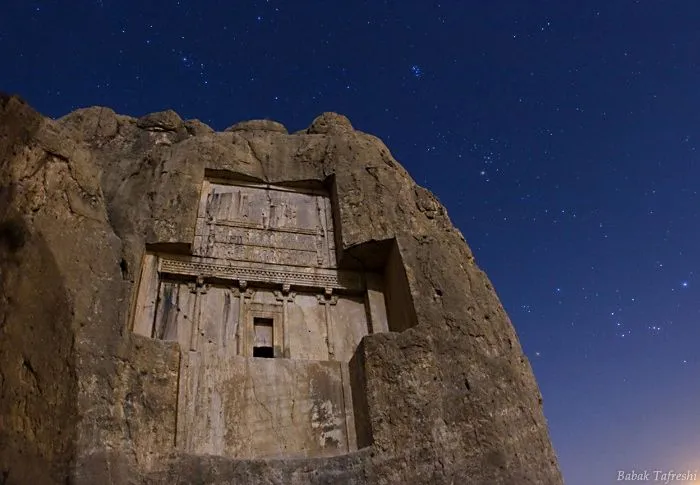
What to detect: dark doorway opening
<box><xmin>253</xmin><ymin>346</ymin><xmax>274</xmax><ymax>358</ymax></box>
<box><xmin>253</xmin><ymin>317</ymin><xmax>274</xmax><ymax>358</ymax></box>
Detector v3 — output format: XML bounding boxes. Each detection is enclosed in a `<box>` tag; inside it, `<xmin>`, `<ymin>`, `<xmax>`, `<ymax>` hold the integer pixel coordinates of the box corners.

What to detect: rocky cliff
<box><xmin>0</xmin><ymin>94</ymin><xmax>563</xmax><ymax>485</ymax></box>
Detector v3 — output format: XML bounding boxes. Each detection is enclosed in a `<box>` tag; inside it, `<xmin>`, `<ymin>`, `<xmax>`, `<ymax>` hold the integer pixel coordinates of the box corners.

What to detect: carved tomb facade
<box><xmin>130</xmin><ymin>179</ymin><xmax>387</xmax><ymax>459</ymax></box>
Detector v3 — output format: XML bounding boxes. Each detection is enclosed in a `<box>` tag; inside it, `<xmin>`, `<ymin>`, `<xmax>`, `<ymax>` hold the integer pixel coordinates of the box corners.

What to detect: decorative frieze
<box><xmin>158</xmin><ymin>256</ymin><xmax>364</xmax><ymax>292</ymax></box>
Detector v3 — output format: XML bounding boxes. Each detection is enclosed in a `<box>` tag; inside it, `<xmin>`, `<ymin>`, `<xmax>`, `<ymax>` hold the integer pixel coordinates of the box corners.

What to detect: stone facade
<box><xmin>0</xmin><ymin>94</ymin><xmax>563</xmax><ymax>484</ymax></box>
<box><xmin>131</xmin><ymin>180</ymin><xmax>388</xmax><ymax>460</ymax></box>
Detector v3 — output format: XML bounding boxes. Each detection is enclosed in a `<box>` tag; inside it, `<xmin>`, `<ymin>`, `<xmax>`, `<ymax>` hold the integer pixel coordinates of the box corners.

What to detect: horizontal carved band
<box><xmin>205</xmin><ymin>218</ymin><xmax>321</xmax><ymax>236</ymax></box>
<box><xmin>158</xmin><ymin>257</ymin><xmax>364</xmax><ymax>292</ymax></box>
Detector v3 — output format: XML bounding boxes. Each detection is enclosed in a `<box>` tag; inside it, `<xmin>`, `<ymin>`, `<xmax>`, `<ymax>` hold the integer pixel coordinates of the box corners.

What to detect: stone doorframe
<box><xmin>243</xmin><ymin>302</ymin><xmax>284</xmax><ymax>358</ymax></box>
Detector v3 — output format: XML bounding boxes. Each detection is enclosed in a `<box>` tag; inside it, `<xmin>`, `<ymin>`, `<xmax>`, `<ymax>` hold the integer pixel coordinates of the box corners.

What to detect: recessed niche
<box><xmin>253</xmin><ymin>317</ymin><xmax>274</xmax><ymax>358</ymax></box>
<box><xmin>128</xmin><ymin>178</ymin><xmax>418</xmax><ymax>460</ymax></box>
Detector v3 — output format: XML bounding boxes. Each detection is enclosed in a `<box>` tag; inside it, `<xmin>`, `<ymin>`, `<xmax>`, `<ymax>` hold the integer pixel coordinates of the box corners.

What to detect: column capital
<box><xmin>316</xmin><ymin>294</ymin><xmax>338</xmax><ymax>305</ymax></box>
<box><xmin>275</xmin><ymin>288</ymin><xmax>296</xmax><ymax>302</ymax></box>
<box><xmin>188</xmin><ymin>275</ymin><xmax>209</xmax><ymax>294</ymax></box>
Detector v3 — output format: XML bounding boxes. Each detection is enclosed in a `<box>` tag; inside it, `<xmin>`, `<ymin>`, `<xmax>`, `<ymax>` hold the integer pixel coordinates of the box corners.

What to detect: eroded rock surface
<box><xmin>0</xmin><ymin>93</ymin><xmax>563</xmax><ymax>485</ymax></box>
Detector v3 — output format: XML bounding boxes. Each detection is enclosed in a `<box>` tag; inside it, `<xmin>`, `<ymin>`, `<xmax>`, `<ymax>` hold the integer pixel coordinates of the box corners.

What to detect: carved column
<box><xmin>317</xmin><ymin>288</ymin><xmax>339</xmax><ymax>360</ymax></box>
<box><xmin>223</xmin><ymin>286</ymin><xmax>239</xmax><ymax>349</ymax></box>
<box><xmin>274</xmin><ymin>284</ymin><xmax>296</xmax><ymax>358</ymax></box>
<box><xmin>236</xmin><ymin>280</ymin><xmax>255</xmax><ymax>356</ymax></box>
<box><xmin>187</xmin><ymin>275</ymin><xmax>210</xmax><ymax>352</ymax></box>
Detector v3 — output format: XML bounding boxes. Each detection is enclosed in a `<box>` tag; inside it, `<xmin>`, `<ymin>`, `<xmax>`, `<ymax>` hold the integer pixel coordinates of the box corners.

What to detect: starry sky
<box><xmin>2</xmin><ymin>1</ymin><xmax>700</xmax><ymax>483</ymax></box>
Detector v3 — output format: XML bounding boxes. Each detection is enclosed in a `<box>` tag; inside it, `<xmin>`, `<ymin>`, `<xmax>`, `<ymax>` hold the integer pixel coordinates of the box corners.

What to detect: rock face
<box><xmin>0</xmin><ymin>94</ymin><xmax>563</xmax><ymax>485</ymax></box>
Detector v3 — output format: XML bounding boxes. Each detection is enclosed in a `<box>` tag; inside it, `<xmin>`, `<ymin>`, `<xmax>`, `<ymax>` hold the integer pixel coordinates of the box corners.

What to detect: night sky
<box><xmin>3</xmin><ymin>1</ymin><xmax>700</xmax><ymax>483</ymax></box>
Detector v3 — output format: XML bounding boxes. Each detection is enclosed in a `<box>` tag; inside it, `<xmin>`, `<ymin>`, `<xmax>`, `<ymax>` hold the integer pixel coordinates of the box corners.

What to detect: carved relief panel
<box><xmin>193</xmin><ymin>181</ymin><xmax>336</xmax><ymax>268</ymax></box>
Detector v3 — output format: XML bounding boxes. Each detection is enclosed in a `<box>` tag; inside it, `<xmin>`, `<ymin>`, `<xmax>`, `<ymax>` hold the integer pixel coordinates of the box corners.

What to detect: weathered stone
<box><xmin>184</xmin><ymin>119</ymin><xmax>214</xmax><ymax>136</ymax></box>
<box><xmin>225</xmin><ymin>119</ymin><xmax>288</xmax><ymax>134</ymax></box>
<box><xmin>307</xmin><ymin>112</ymin><xmax>354</xmax><ymax>134</ymax></box>
<box><xmin>136</xmin><ymin>109</ymin><xmax>184</xmax><ymax>132</ymax></box>
<box><xmin>57</xmin><ymin>106</ymin><xmax>120</xmax><ymax>142</ymax></box>
<box><xmin>0</xmin><ymin>93</ymin><xmax>563</xmax><ymax>485</ymax></box>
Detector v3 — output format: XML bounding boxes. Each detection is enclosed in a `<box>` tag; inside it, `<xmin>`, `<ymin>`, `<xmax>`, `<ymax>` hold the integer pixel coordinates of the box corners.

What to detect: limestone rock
<box><xmin>225</xmin><ymin>119</ymin><xmax>288</xmax><ymax>134</ymax></box>
<box><xmin>307</xmin><ymin>112</ymin><xmax>354</xmax><ymax>134</ymax></box>
<box><xmin>136</xmin><ymin>109</ymin><xmax>184</xmax><ymax>132</ymax></box>
<box><xmin>0</xmin><ymin>93</ymin><xmax>563</xmax><ymax>485</ymax></box>
<box><xmin>184</xmin><ymin>119</ymin><xmax>214</xmax><ymax>136</ymax></box>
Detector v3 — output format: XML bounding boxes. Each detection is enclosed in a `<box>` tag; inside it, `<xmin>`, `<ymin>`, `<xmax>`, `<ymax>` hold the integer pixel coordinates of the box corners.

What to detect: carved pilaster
<box><xmin>187</xmin><ymin>275</ymin><xmax>210</xmax><ymax>351</ymax></box>
<box><xmin>236</xmin><ymin>280</ymin><xmax>255</xmax><ymax>356</ymax></box>
<box><xmin>222</xmin><ymin>285</ymin><xmax>242</xmax><ymax>348</ymax></box>
<box><xmin>317</xmin><ymin>288</ymin><xmax>339</xmax><ymax>359</ymax></box>
<box><xmin>274</xmin><ymin>285</ymin><xmax>296</xmax><ymax>358</ymax></box>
